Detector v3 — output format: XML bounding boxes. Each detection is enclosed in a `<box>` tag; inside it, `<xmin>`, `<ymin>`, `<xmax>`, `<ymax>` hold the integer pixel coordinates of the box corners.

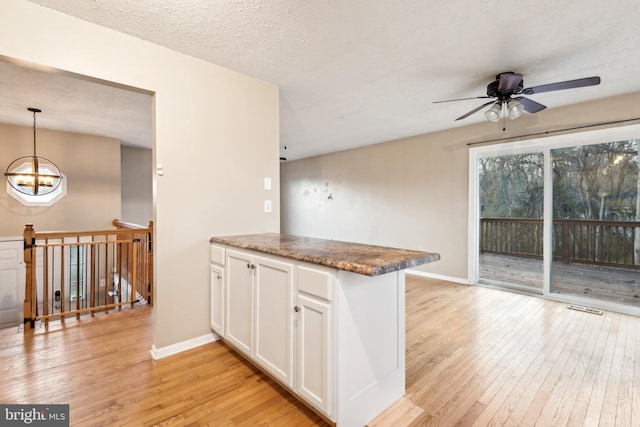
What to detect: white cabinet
<box><xmin>0</xmin><ymin>239</ymin><xmax>25</xmax><ymax>328</ymax></box>
<box><xmin>210</xmin><ymin>244</ymin><xmax>226</xmax><ymax>337</ymax></box>
<box><xmin>209</xmin><ymin>264</ymin><xmax>224</xmax><ymax>336</ymax></box>
<box><xmin>295</xmin><ymin>264</ymin><xmax>335</xmax><ymax>417</ymax></box>
<box><xmin>210</xmin><ymin>241</ymin><xmax>406</xmax><ymax>426</ymax></box>
<box><xmin>225</xmin><ymin>250</ymin><xmax>254</xmax><ymax>357</ymax></box>
<box><xmin>254</xmin><ymin>256</ymin><xmax>294</xmax><ymax>387</ymax></box>
<box><xmin>224</xmin><ymin>249</ymin><xmax>295</xmax><ymax>387</ymax></box>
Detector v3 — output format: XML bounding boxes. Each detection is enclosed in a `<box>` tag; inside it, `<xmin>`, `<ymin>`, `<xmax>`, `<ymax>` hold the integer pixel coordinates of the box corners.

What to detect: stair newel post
<box><xmin>23</xmin><ymin>224</ymin><xmax>37</xmax><ymax>329</ymax></box>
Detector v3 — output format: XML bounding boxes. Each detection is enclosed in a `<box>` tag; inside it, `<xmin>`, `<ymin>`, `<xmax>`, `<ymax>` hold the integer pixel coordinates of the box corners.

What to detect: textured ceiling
<box><xmin>0</xmin><ymin>59</ymin><xmax>152</xmax><ymax>148</ymax></box>
<box><xmin>4</xmin><ymin>0</ymin><xmax>640</xmax><ymax>159</ymax></box>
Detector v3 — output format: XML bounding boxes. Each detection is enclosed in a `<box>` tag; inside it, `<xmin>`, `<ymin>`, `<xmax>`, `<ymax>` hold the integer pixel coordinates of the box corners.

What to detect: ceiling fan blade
<box><xmin>498</xmin><ymin>73</ymin><xmax>523</xmax><ymax>93</ymax></box>
<box><xmin>522</xmin><ymin>76</ymin><xmax>600</xmax><ymax>95</ymax></box>
<box><xmin>433</xmin><ymin>96</ymin><xmax>491</xmax><ymax>104</ymax></box>
<box><xmin>455</xmin><ymin>100</ymin><xmax>496</xmax><ymax>121</ymax></box>
<box><xmin>513</xmin><ymin>96</ymin><xmax>546</xmax><ymax>113</ymax></box>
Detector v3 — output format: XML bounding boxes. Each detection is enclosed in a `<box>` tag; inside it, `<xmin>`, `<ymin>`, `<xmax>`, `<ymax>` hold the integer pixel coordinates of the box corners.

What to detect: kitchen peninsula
<box><xmin>209</xmin><ymin>233</ymin><xmax>440</xmax><ymax>426</ymax></box>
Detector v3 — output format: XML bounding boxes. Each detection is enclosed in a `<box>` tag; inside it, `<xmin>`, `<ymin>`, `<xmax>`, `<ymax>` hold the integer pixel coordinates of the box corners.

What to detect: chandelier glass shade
<box><xmin>4</xmin><ymin>108</ymin><xmax>63</xmax><ymax>196</ymax></box>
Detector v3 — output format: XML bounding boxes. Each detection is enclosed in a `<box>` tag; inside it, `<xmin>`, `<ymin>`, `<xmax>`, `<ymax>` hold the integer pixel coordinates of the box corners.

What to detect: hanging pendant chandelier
<box><xmin>4</xmin><ymin>108</ymin><xmax>63</xmax><ymax>196</ymax></box>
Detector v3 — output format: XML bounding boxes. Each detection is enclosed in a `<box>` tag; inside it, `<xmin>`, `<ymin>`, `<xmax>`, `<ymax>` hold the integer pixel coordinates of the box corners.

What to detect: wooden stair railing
<box><xmin>112</xmin><ymin>219</ymin><xmax>154</xmax><ymax>307</ymax></box>
<box><xmin>22</xmin><ymin>220</ymin><xmax>154</xmax><ymax>329</ymax></box>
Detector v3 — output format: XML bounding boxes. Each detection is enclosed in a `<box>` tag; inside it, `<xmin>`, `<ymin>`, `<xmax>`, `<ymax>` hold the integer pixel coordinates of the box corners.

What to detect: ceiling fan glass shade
<box><xmin>507</xmin><ymin>99</ymin><xmax>524</xmax><ymax>119</ymax></box>
<box><xmin>5</xmin><ymin>156</ymin><xmax>63</xmax><ymax>196</ymax></box>
<box><xmin>484</xmin><ymin>102</ymin><xmax>502</xmax><ymax>122</ymax></box>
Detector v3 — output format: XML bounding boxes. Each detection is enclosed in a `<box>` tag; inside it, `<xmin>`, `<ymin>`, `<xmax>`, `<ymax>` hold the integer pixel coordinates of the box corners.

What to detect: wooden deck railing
<box><xmin>480</xmin><ymin>218</ymin><xmax>640</xmax><ymax>269</ymax></box>
<box><xmin>22</xmin><ymin>220</ymin><xmax>153</xmax><ymax>329</ymax></box>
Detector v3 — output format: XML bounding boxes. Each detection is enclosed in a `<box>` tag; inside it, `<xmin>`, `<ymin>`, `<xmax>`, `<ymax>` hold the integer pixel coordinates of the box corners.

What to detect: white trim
<box><xmin>150</xmin><ymin>332</ymin><xmax>220</xmax><ymax>360</ymax></box>
<box><xmin>406</xmin><ymin>269</ymin><xmax>469</xmax><ymax>285</ymax></box>
<box><xmin>542</xmin><ymin>145</ymin><xmax>553</xmax><ymax>296</ymax></box>
<box><xmin>468</xmin><ymin>148</ymin><xmax>480</xmax><ymax>286</ymax></box>
<box><xmin>477</xmin><ymin>279</ymin><xmax>543</xmax><ymax>297</ymax></box>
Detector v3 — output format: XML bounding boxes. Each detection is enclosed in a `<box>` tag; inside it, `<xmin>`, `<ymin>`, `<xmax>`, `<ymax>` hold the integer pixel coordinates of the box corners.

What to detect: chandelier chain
<box><xmin>33</xmin><ymin>109</ymin><xmax>37</xmax><ymax>156</ymax></box>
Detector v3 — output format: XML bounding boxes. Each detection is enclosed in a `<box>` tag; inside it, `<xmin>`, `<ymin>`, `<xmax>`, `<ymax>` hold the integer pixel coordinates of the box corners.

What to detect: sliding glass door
<box><xmin>477</xmin><ymin>151</ymin><xmax>544</xmax><ymax>293</ymax></box>
<box><xmin>471</xmin><ymin>127</ymin><xmax>640</xmax><ymax>312</ymax></box>
<box><xmin>550</xmin><ymin>140</ymin><xmax>639</xmax><ymax>305</ymax></box>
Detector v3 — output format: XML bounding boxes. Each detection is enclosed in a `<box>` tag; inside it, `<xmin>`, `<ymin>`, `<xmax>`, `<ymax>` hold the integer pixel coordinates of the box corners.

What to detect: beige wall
<box><xmin>0</xmin><ymin>0</ymin><xmax>280</xmax><ymax>349</ymax></box>
<box><xmin>281</xmin><ymin>91</ymin><xmax>640</xmax><ymax>281</ymax></box>
<box><xmin>121</xmin><ymin>145</ymin><xmax>152</xmax><ymax>226</ymax></box>
<box><xmin>0</xmin><ymin>123</ymin><xmax>121</xmax><ymax>236</ymax></box>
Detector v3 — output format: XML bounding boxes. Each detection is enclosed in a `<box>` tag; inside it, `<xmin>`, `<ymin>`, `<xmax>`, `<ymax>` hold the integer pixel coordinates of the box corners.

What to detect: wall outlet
<box><xmin>264</xmin><ymin>200</ymin><xmax>272</xmax><ymax>213</ymax></box>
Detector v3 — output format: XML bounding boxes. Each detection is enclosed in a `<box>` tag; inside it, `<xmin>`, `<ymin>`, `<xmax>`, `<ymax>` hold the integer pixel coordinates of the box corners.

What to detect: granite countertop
<box><xmin>210</xmin><ymin>233</ymin><xmax>440</xmax><ymax>276</ymax></box>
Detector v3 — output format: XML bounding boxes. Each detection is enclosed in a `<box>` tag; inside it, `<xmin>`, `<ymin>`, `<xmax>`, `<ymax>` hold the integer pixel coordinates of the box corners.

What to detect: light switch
<box><xmin>264</xmin><ymin>200</ymin><xmax>272</xmax><ymax>213</ymax></box>
<box><xmin>264</xmin><ymin>177</ymin><xmax>272</xmax><ymax>190</ymax></box>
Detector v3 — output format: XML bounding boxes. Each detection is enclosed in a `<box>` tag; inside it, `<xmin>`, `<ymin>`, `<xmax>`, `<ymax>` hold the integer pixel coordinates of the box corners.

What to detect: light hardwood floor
<box><xmin>1</xmin><ymin>276</ymin><xmax>638</xmax><ymax>426</ymax></box>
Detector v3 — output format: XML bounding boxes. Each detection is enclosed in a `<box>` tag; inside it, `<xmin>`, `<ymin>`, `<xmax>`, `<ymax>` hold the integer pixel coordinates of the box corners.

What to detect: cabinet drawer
<box><xmin>297</xmin><ymin>265</ymin><xmax>333</xmax><ymax>301</ymax></box>
<box><xmin>210</xmin><ymin>245</ymin><xmax>225</xmax><ymax>265</ymax></box>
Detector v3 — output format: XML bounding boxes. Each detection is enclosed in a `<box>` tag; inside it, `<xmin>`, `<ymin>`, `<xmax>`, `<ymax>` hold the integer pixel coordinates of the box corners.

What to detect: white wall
<box><xmin>121</xmin><ymin>145</ymin><xmax>152</xmax><ymax>227</ymax></box>
<box><xmin>0</xmin><ymin>123</ymin><xmax>121</xmax><ymax>236</ymax></box>
<box><xmin>0</xmin><ymin>0</ymin><xmax>280</xmax><ymax>348</ymax></box>
<box><xmin>281</xmin><ymin>91</ymin><xmax>640</xmax><ymax>282</ymax></box>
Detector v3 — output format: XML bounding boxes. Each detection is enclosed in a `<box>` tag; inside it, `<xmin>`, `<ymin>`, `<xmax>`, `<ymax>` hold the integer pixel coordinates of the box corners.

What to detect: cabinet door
<box><xmin>0</xmin><ymin>240</ymin><xmax>24</xmax><ymax>328</ymax></box>
<box><xmin>225</xmin><ymin>250</ymin><xmax>254</xmax><ymax>357</ymax></box>
<box><xmin>209</xmin><ymin>264</ymin><xmax>224</xmax><ymax>336</ymax></box>
<box><xmin>296</xmin><ymin>293</ymin><xmax>333</xmax><ymax>417</ymax></box>
<box><xmin>254</xmin><ymin>256</ymin><xmax>294</xmax><ymax>387</ymax></box>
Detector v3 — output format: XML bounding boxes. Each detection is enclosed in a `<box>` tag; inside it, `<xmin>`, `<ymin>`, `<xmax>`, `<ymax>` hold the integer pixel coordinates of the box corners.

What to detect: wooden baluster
<box><xmin>61</xmin><ymin>243</ymin><xmax>65</xmax><ymax>323</ymax></box>
<box><xmin>90</xmin><ymin>237</ymin><xmax>96</xmax><ymax>316</ymax></box>
<box><xmin>131</xmin><ymin>238</ymin><xmax>138</xmax><ymax>308</ymax></box>
<box><xmin>117</xmin><ymin>239</ymin><xmax>122</xmax><ymax>310</ymax></box>
<box><xmin>44</xmin><ymin>239</ymin><xmax>49</xmax><ymax>327</ymax></box>
<box><xmin>76</xmin><ymin>239</ymin><xmax>81</xmax><ymax>320</ymax></box>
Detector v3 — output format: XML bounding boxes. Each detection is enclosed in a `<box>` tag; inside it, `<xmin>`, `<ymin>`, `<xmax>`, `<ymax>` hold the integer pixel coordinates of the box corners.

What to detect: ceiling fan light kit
<box><xmin>507</xmin><ymin>99</ymin><xmax>524</xmax><ymax>119</ymax></box>
<box><xmin>435</xmin><ymin>72</ymin><xmax>601</xmax><ymax>123</ymax></box>
<box><xmin>485</xmin><ymin>102</ymin><xmax>502</xmax><ymax>122</ymax></box>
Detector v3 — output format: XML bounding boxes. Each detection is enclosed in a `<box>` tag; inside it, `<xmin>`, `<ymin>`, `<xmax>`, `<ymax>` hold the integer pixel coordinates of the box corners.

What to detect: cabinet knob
<box><xmin>216</xmin><ymin>274</ymin><xmax>222</xmax><ymax>280</ymax></box>
<box><xmin>247</xmin><ymin>263</ymin><xmax>251</xmax><ymax>269</ymax></box>
<box><xmin>294</xmin><ymin>306</ymin><xmax>300</xmax><ymax>312</ymax></box>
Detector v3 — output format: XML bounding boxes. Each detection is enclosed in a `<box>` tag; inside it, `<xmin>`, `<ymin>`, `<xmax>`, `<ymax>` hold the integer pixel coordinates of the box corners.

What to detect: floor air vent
<box><xmin>568</xmin><ymin>304</ymin><xmax>603</xmax><ymax>315</ymax></box>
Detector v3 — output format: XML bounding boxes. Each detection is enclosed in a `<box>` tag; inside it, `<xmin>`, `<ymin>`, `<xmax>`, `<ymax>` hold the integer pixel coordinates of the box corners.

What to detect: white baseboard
<box><xmin>150</xmin><ymin>332</ymin><xmax>220</xmax><ymax>360</ymax></box>
<box><xmin>406</xmin><ymin>269</ymin><xmax>469</xmax><ymax>285</ymax></box>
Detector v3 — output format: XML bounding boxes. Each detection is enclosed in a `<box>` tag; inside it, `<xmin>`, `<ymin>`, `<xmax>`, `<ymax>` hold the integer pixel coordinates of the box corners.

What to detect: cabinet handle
<box><xmin>294</xmin><ymin>306</ymin><xmax>300</xmax><ymax>312</ymax></box>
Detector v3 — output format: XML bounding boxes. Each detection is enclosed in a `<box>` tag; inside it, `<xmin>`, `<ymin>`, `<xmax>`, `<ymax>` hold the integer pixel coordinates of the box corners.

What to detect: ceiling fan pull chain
<box><xmin>502</xmin><ymin>105</ymin><xmax>506</xmax><ymax>132</ymax></box>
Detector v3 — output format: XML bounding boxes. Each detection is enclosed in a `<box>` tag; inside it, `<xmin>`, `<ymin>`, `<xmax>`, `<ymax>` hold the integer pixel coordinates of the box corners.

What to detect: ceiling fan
<box><xmin>434</xmin><ymin>72</ymin><xmax>601</xmax><ymax>122</ymax></box>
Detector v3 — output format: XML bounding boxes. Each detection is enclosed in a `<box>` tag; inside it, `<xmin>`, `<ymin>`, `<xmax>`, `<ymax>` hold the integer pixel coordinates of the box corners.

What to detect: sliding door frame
<box><xmin>469</xmin><ymin>124</ymin><xmax>640</xmax><ymax>317</ymax></box>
